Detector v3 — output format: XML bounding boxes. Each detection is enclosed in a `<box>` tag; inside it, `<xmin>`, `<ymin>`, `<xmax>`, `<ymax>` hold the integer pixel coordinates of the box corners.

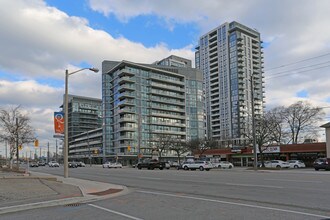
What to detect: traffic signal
<box><xmin>127</xmin><ymin>146</ymin><xmax>131</xmax><ymax>152</ymax></box>
<box><xmin>34</xmin><ymin>139</ymin><xmax>39</xmax><ymax>147</ymax></box>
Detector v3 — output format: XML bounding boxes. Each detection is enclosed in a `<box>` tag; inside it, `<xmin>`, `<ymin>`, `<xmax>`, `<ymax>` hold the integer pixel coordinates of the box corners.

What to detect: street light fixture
<box><xmin>64</xmin><ymin>67</ymin><xmax>99</xmax><ymax>178</ymax></box>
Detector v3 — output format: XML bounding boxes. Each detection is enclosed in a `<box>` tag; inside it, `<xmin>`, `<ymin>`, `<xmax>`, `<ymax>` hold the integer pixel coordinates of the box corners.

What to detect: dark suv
<box><xmin>313</xmin><ymin>158</ymin><xmax>330</xmax><ymax>171</ymax></box>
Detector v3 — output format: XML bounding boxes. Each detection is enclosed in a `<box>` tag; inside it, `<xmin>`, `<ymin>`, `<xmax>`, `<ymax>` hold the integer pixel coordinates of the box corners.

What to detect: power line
<box><xmin>266</xmin><ymin>60</ymin><xmax>330</xmax><ymax>77</ymax></box>
<box><xmin>265</xmin><ymin>52</ymin><xmax>330</xmax><ymax>71</ymax></box>
<box><xmin>266</xmin><ymin>64</ymin><xmax>330</xmax><ymax>79</ymax></box>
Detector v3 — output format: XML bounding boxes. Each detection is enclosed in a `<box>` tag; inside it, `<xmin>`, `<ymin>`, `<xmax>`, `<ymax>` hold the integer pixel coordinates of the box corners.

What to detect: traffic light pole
<box><xmin>16</xmin><ymin>118</ymin><xmax>19</xmax><ymax>170</ymax></box>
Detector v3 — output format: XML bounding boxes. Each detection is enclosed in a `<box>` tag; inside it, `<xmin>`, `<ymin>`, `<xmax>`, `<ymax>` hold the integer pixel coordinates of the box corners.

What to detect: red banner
<box><xmin>54</xmin><ymin>112</ymin><xmax>64</xmax><ymax>134</ymax></box>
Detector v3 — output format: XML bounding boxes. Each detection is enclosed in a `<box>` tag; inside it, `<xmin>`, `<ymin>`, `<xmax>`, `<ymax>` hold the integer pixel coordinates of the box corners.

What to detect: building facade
<box><xmin>155</xmin><ymin>55</ymin><xmax>192</xmax><ymax>68</ymax></box>
<box><xmin>195</xmin><ymin>21</ymin><xmax>264</xmax><ymax>146</ymax></box>
<box><xmin>62</xmin><ymin>95</ymin><xmax>102</xmax><ymax>143</ymax></box>
<box><xmin>69</xmin><ymin>128</ymin><xmax>103</xmax><ymax>164</ymax></box>
<box><xmin>196</xmin><ymin>142</ymin><xmax>326</xmax><ymax>167</ymax></box>
<box><xmin>102</xmin><ymin>58</ymin><xmax>205</xmax><ymax>159</ymax></box>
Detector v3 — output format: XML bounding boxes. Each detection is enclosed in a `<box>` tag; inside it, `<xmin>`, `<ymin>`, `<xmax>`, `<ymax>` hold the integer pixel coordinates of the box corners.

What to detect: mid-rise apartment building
<box><xmin>62</xmin><ymin>95</ymin><xmax>102</xmax><ymax>143</ymax></box>
<box><xmin>102</xmin><ymin>57</ymin><xmax>205</xmax><ymax>157</ymax></box>
<box><xmin>195</xmin><ymin>21</ymin><xmax>264</xmax><ymax>145</ymax></box>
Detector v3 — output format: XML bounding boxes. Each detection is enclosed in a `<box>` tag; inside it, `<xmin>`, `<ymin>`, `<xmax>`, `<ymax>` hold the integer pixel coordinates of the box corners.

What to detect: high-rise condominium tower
<box><xmin>195</xmin><ymin>21</ymin><xmax>264</xmax><ymax>146</ymax></box>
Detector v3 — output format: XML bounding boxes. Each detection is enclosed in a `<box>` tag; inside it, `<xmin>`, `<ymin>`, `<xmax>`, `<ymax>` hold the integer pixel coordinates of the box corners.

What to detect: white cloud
<box><xmin>0</xmin><ymin>0</ymin><xmax>194</xmax><ymax>153</ymax></box>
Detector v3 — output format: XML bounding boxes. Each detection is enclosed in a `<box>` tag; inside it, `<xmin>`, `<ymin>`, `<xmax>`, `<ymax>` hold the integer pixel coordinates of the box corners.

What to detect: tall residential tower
<box><xmin>195</xmin><ymin>21</ymin><xmax>264</xmax><ymax>146</ymax></box>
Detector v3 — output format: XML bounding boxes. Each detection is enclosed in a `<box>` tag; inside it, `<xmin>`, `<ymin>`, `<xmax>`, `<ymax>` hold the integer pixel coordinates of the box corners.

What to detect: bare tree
<box><xmin>266</xmin><ymin>107</ymin><xmax>290</xmax><ymax>144</ymax></box>
<box><xmin>283</xmin><ymin>101</ymin><xmax>324</xmax><ymax>144</ymax></box>
<box><xmin>0</xmin><ymin>105</ymin><xmax>35</xmax><ymax>168</ymax></box>
<box><xmin>169</xmin><ymin>138</ymin><xmax>189</xmax><ymax>164</ymax></box>
<box><xmin>153</xmin><ymin>133</ymin><xmax>173</xmax><ymax>161</ymax></box>
<box><xmin>186</xmin><ymin>138</ymin><xmax>217</xmax><ymax>158</ymax></box>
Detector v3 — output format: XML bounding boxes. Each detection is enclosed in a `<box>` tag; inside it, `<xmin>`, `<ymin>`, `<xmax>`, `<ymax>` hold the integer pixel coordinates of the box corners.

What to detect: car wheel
<box><xmin>229</xmin><ymin>165</ymin><xmax>233</xmax><ymax>169</ymax></box>
<box><xmin>294</xmin><ymin>165</ymin><xmax>298</xmax><ymax>169</ymax></box>
<box><xmin>276</xmin><ymin>165</ymin><xmax>281</xmax><ymax>168</ymax></box>
<box><xmin>218</xmin><ymin>165</ymin><xmax>221</xmax><ymax>168</ymax></box>
<box><xmin>184</xmin><ymin>166</ymin><xmax>188</xmax><ymax>170</ymax></box>
<box><xmin>199</xmin><ymin>166</ymin><xmax>204</xmax><ymax>171</ymax></box>
<box><xmin>138</xmin><ymin>166</ymin><xmax>142</xmax><ymax>170</ymax></box>
<box><xmin>314</xmin><ymin>168</ymin><xmax>319</xmax><ymax>171</ymax></box>
<box><xmin>159</xmin><ymin>167</ymin><xmax>163</xmax><ymax>170</ymax></box>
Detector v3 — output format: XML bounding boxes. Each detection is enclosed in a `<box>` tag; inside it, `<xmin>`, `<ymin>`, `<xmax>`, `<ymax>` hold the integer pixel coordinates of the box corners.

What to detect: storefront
<box><xmin>196</xmin><ymin>142</ymin><xmax>326</xmax><ymax>167</ymax></box>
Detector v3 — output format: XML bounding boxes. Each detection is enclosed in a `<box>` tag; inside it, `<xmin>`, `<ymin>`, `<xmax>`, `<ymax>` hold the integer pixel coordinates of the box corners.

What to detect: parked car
<box><xmin>213</xmin><ymin>161</ymin><xmax>234</xmax><ymax>169</ymax></box>
<box><xmin>264</xmin><ymin>160</ymin><xmax>290</xmax><ymax>168</ymax></box>
<box><xmin>68</xmin><ymin>161</ymin><xmax>78</xmax><ymax>168</ymax></box>
<box><xmin>103</xmin><ymin>162</ymin><xmax>111</xmax><ymax>168</ymax></box>
<box><xmin>137</xmin><ymin>159</ymin><xmax>167</xmax><ymax>170</ymax></box>
<box><xmin>165</xmin><ymin>162</ymin><xmax>170</xmax><ymax>169</ymax></box>
<box><xmin>38</xmin><ymin>161</ymin><xmax>46</xmax><ymax>166</ymax></box>
<box><xmin>168</xmin><ymin>161</ymin><xmax>179</xmax><ymax>167</ymax></box>
<box><xmin>48</xmin><ymin>161</ymin><xmax>59</xmax><ymax>167</ymax></box>
<box><xmin>108</xmin><ymin>162</ymin><xmax>123</xmax><ymax>168</ymax></box>
<box><xmin>77</xmin><ymin>162</ymin><xmax>86</xmax><ymax>167</ymax></box>
<box><xmin>288</xmin><ymin>160</ymin><xmax>306</xmax><ymax>168</ymax></box>
<box><xmin>313</xmin><ymin>158</ymin><xmax>330</xmax><ymax>171</ymax></box>
<box><xmin>29</xmin><ymin>162</ymin><xmax>39</xmax><ymax>167</ymax></box>
<box><xmin>181</xmin><ymin>161</ymin><xmax>213</xmax><ymax>171</ymax></box>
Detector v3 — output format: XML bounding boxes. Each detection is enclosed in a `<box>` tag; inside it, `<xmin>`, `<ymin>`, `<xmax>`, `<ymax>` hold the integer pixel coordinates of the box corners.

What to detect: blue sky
<box><xmin>45</xmin><ymin>0</ymin><xmax>198</xmax><ymax>49</ymax></box>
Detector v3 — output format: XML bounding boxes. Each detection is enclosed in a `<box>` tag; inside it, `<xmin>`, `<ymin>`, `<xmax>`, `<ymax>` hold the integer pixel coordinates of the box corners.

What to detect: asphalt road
<box><xmin>2</xmin><ymin>166</ymin><xmax>330</xmax><ymax>220</ymax></box>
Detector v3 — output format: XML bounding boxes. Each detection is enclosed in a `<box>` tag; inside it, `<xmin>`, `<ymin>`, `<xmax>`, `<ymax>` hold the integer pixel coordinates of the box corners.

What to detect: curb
<box><xmin>0</xmin><ymin>186</ymin><xmax>130</xmax><ymax>215</ymax></box>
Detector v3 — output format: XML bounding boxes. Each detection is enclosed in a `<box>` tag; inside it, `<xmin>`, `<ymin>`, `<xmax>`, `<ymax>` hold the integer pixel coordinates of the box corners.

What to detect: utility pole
<box><xmin>250</xmin><ymin>72</ymin><xmax>257</xmax><ymax>171</ymax></box>
<box><xmin>47</xmin><ymin>142</ymin><xmax>50</xmax><ymax>163</ymax></box>
<box><xmin>56</xmin><ymin>139</ymin><xmax>58</xmax><ymax>162</ymax></box>
<box><xmin>16</xmin><ymin>118</ymin><xmax>19</xmax><ymax>170</ymax></box>
<box><xmin>5</xmin><ymin>140</ymin><xmax>7</xmax><ymax>160</ymax></box>
<box><xmin>87</xmin><ymin>131</ymin><xmax>91</xmax><ymax>167</ymax></box>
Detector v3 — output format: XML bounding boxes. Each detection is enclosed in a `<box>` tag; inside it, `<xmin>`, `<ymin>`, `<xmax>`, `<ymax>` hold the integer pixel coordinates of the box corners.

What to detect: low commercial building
<box><xmin>196</xmin><ymin>142</ymin><xmax>326</xmax><ymax>167</ymax></box>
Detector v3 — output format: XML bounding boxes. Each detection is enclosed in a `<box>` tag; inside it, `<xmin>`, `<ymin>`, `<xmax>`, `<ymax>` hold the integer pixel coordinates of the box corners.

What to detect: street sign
<box><xmin>53</xmin><ymin>134</ymin><xmax>64</xmax><ymax>139</ymax></box>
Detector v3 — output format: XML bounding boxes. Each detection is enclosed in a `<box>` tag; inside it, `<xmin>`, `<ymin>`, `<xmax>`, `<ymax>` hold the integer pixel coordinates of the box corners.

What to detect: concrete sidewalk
<box><xmin>0</xmin><ymin>170</ymin><xmax>128</xmax><ymax>215</ymax></box>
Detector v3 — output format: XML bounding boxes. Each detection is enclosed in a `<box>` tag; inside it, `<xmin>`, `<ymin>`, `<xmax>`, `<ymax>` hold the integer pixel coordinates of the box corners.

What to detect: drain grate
<box><xmin>65</xmin><ymin>203</ymin><xmax>83</xmax><ymax>207</ymax></box>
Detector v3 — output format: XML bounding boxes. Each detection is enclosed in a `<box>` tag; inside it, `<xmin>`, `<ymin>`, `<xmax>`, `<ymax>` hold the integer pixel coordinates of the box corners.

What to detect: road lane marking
<box><xmin>225</xmin><ymin>183</ymin><xmax>283</xmax><ymax>189</ymax></box>
<box><xmin>265</xmin><ymin>179</ymin><xmax>322</xmax><ymax>183</ymax></box>
<box><xmin>137</xmin><ymin>177</ymin><xmax>162</xmax><ymax>180</ymax></box>
<box><xmin>88</xmin><ymin>204</ymin><xmax>144</xmax><ymax>220</ymax></box>
<box><xmin>137</xmin><ymin>190</ymin><xmax>330</xmax><ymax>219</ymax></box>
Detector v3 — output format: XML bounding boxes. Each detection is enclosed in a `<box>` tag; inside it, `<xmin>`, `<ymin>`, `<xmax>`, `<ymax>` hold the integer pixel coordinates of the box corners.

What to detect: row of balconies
<box><xmin>117</xmin><ymin>68</ymin><xmax>135</xmax><ymax>77</ymax></box>
<box><xmin>150</xmin><ymin>97</ymin><xmax>185</xmax><ymax>106</ymax></box>
<box><xmin>150</xmin><ymin>81</ymin><xmax>185</xmax><ymax>92</ymax></box>
<box><xmin>150</xmin><ymin>90</ymin><xmax>185</xmax><ymax>100</ymax></box>
<box><xmin>149</xmin><ymin>75</ymin><xmax>185</xmax><ymax>86</ymax></box>
<box><xmin>150</xmin><ymin>105</ymin><xmax>185</xmax><ymax>113</ymax></box>
<box><xmin>150</xmin><ymin>112</ymin><xmax>185</xmax><ymax>119</ymax></box>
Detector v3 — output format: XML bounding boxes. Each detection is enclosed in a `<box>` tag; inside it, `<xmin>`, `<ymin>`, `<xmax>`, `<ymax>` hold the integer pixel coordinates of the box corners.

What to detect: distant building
<box><xmin>195</xmin><ymin>21</ymin><xmax>265</xmax><ymax>146</ymax></box>
<box><xmin>102</xmin><ymin>57</ymin><xmax>205</xmax><ymax>160</ymax></box>
<box><xmin>62</xmin><ymin>94</ymin><xmax>102</xmax><ymax>143</ymax></box>
<box><xmin>155</xmin><ymin>55</ymin><xmax>192</xmax><ymax>68</ymax></box>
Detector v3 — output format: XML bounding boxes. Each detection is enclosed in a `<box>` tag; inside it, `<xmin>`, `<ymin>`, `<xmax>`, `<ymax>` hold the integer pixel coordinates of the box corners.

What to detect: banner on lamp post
<box><xmin>54</xmin><ymin>112</ymin><xmax>64</xmax><ymax>134</ymax></box>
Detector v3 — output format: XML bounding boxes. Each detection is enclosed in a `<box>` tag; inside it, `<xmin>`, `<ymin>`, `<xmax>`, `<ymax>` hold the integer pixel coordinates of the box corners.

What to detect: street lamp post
<box><xmin>64</xmin><ymin>67</ymin><xmax>99</xmax><ymax>178</ymax></box>
<box><xmin>250</xmin><ymin>71</ymin><xmax>257</xmax><ymax>171</ymax></box>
